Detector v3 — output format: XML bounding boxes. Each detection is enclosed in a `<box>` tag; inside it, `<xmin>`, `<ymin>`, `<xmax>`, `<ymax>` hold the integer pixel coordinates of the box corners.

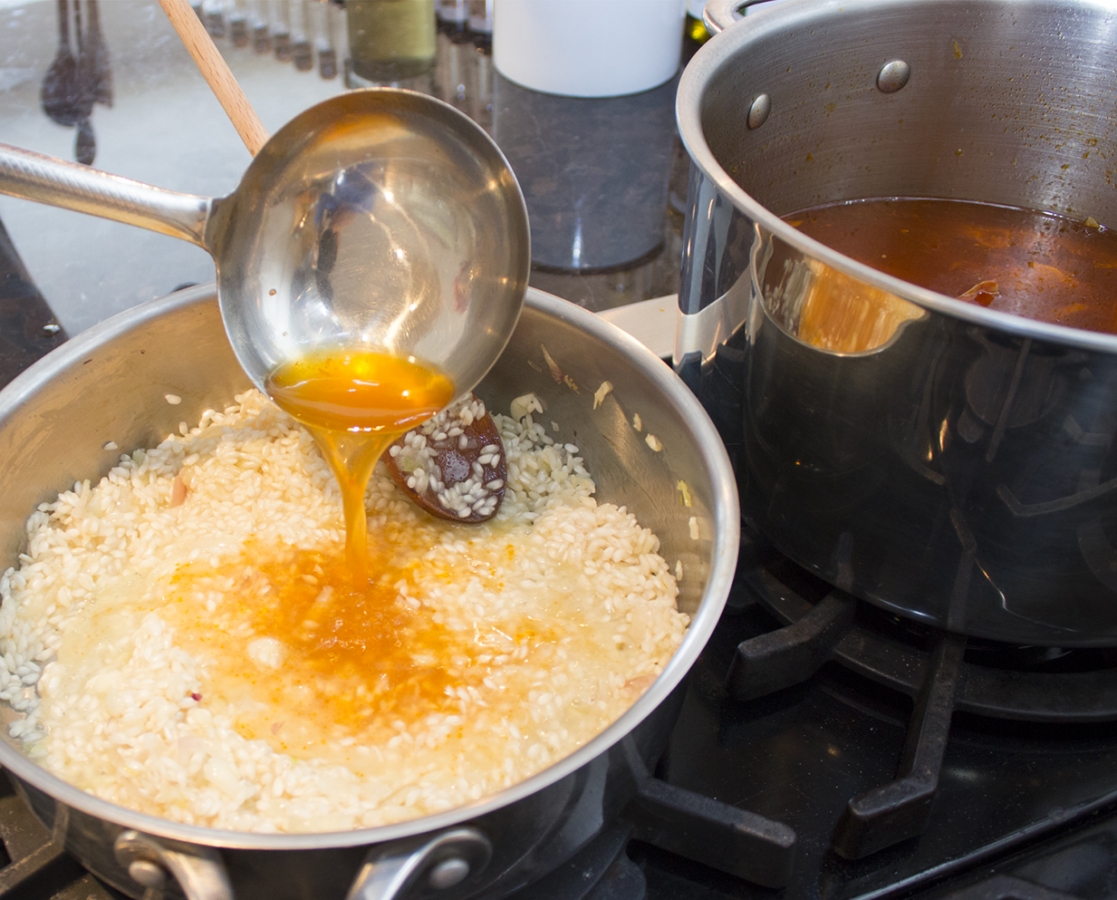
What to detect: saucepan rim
<box><xmin>0</xmin><ymin>283</ymin><xmax>739</xmax><ymax>851</ymax></box>
<box><xmin>676</xmin><ymin>0</ymin><xmax>1117</xmax><ymax>355</ymax></box>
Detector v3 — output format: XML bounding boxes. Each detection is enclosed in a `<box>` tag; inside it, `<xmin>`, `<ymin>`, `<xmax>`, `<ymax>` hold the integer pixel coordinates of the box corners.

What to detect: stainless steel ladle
<box><xmin>0</xmin><ymin>87</ymin><xmax>531</xmax><ymax>404</ymax></box>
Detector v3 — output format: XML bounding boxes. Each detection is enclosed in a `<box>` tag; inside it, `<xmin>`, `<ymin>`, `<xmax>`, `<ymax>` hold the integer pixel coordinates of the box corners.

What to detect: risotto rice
<box><xmin>0</xmin><ymin>391</ymin><xmax>687</xmax><ymax>833</ymax></box>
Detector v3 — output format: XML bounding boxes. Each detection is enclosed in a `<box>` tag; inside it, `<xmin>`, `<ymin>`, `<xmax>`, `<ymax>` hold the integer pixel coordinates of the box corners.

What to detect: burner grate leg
<box><xmin>832</xmin><ymin>632</ymin><xmax>965</xmax><ymax>859</ymax></box>
<box><xmin>726</xmin><ymin>592</ymin><xmax>856</xmax><ymax>701</ymax></box>
<box><xmin>625</xmin><ymin>777</ymin><xmax>796</xmax><ymax>889</ymax></box>
<box><xmin>620</xmin><ymin>723</ymin><xmax>796</xmax><ymax>888</ymax></box>
<box><xmin>0</xmin><ymin>793</ymin><xmax>67</xmax><ymax>895</ymax></box>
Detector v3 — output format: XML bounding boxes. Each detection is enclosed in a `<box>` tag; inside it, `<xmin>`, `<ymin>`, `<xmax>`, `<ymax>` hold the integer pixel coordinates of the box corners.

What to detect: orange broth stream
<box><xmin>264</xmin><ymin>349</ymin><xmax>454</xmax><ymax>580</ymax></box>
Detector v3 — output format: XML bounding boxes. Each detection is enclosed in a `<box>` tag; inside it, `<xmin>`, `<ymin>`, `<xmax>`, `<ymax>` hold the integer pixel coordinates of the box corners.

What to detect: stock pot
<box><xmin>676</xmin><ymin>0</ymin><xmax>1117</xmax><ymax>645</ymax></box>
<box><xmin>0</xmin><ymin>285</ymin><xmax>737</xmax><ymax>899</ymax></box>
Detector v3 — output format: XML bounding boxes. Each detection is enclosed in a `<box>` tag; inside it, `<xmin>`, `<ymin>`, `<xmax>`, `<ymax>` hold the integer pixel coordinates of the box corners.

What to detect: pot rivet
<box><xmin>876</xmin><ymin>60</ymin><xmax>910</xmax><ymax>93</ymax></box>
<box><xmin>128</xmin><ymin>859</ymin><xmax>167</xmax><ymax>889</ymax></box>
<box><xmin>747</xmin><ymin>93</ymin><xmax>771</xmax><ymax>129</ymax></box>
<box><xmin>429</xmin><ymin>857</ymin><xmax>471</xmax><ymax>890</ymax></box>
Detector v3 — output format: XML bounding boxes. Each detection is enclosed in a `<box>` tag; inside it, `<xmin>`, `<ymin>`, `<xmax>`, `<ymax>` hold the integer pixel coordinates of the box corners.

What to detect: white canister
<box><xmin>492</xmin><ymin>0</ymin><xmax>686</xmax><ymax>98</ymax></box>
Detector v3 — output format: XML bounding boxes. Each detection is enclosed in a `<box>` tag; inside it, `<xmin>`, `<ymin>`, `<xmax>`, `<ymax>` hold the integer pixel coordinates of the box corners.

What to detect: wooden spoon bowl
<box><xmin>384</xmin><ymin>393</ymin><xmax>507</xmax><ymax>523</ymax></box>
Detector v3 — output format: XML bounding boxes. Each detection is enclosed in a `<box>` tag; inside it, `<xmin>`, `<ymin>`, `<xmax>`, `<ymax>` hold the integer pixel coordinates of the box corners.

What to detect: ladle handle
<box><xmin>0</xmin><ymin>143</ymin><xmax>211</xmax><ymax>248</ymax></box>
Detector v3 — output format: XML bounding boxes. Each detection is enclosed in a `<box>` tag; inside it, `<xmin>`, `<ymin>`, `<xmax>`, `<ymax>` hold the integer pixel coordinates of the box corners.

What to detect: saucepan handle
<box><xmin>0</xmin><ymin>143</ymin><xmax>212</xmax><ymax>250</ymax></box>
<box><xmin>113</xmin><ymin>826</ymin><xmax>492</xmax><ymax>900</ymax></box>
<box><xmin>114</xmin><ymin>830</ymin><xmax>233</xmax><ymax>900</ymax></box>
<box><xmin>346</xmin><ymin>827</ymin><xmax>493</xmax><ymax>900</ymax></box>
<box><xmin>702</xmin><ymin>0</ymin><xmax>771</xmax><ymax>34</ymax></box>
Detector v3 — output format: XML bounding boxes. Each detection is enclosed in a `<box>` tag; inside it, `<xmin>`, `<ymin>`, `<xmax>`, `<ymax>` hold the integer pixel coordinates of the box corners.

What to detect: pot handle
<box><xmin>114</xmin><ymin>830</ymin><xmax>233</xmax><ymax>900</ymax></box>
<box><xmin>346</xmin><ymin>827</ymin><xmax>493</xmax><ymax>900</ymax></box>
<box><xmin>702</xmin><ymin>0</ymin><xmax>769</xmax><ymax>34</ymax></box>
<box><xmin>0</xmin><ymin>143</ymin><xmax>212</xmax><ymax>249</ymax></box>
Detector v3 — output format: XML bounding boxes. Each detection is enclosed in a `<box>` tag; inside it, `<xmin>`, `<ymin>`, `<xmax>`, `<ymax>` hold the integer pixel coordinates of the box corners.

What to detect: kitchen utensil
<box><xmin>159</xmin><ymin>0</ymin><xmax>515</xmax><ymax>522</ymax></box>
<box><xmin>676</xmin><ymin>0</ymin><xmax>1117</xmax><ymax>645</ymax></box>
<box><xmin>0</xmin><ymin>87</ymin><xmax>530</xmax><ymax>449</ymax></box>
<box><xmin>385</xmin><ymin>400</ymin><xmax>508</xmax><ymax>522</ymax></box>
<box><xmin>85</xmin><ymin>0</ymin><xmax>113</xmax><ymax>107</ymax></box>
<box><xmin>158</xmin><ymin>0</ymin><xmax>269</xmax><ymax>154</ymax></box>
<box><xmin>42</xmin><ymin>0</ymin><xmax>101</xmax><ymax>165</ymax></box>
<box><xmin>40</xmin><ymin>0</ymin><xmax>78</xmax><ymax>128</ymax></box>
<box><xmin>71</xmin><ymin>0</ymin><xmax>99</xmax><ymax>165</ymax></box>
<box><xmin>0</xmin><ymin>284</ymin><xmax>738</xmax><ymax>900</ymax></box>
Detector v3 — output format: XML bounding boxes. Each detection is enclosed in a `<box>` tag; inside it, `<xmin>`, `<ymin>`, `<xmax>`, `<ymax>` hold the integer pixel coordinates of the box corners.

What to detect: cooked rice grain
<box><xmin>0</xmin><ymin>392</ymin><xmax>687</xmax><ymax>832</ymax></box>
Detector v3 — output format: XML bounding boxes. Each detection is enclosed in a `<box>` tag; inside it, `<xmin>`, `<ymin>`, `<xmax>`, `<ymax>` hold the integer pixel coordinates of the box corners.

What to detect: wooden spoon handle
<box><xmin>158</xmin><ymin>0</ymin><xmax>270</xmax><ymax>155</ymax></box>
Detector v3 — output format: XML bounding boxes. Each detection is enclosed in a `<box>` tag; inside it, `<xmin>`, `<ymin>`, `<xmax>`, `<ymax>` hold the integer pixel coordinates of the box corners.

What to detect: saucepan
<box><xmin>0</xmin><ymin>285</ymin><xmax>738</xmax><ymax>899</ymax></box>
<box><xmin>675</xmin><ymin>0</ymin><xmax>1117</xmax><ymax>646</ymax></box>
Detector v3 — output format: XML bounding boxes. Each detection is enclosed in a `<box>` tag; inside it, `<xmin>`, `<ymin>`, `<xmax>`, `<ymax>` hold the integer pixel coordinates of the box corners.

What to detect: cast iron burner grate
<box><xmin>732</xmin><ymin>535</ymin><xmax>1117</xmax><ymax>724</ymax></box>
<box><xmin>0</xmin><ymin>769</ymin><xmax>120</xmax><ymax>900</ymax></box>
<box><xmin>728</xmin><ymin>527</ymin><xmax>1117</xmax><ymax>864</ymax></box>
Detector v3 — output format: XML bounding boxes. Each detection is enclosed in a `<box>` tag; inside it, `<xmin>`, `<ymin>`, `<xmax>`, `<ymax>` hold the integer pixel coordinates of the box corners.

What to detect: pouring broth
<box><xmin>265</xmin><ymin>350</ymin><xmax>454</xmax><ymax>580</ymax></box>
<box><xmin>785</xmin><ymin>198</ymin><xmax>1117</xmax><ymax>335</ymax></box>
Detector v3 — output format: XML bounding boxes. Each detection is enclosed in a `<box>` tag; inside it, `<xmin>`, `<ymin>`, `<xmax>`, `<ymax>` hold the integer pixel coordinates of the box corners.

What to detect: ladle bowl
<box><xmin>0</xmin><ymin>88</ymin><xmax>531</xmax><ymax>399</ymax></box>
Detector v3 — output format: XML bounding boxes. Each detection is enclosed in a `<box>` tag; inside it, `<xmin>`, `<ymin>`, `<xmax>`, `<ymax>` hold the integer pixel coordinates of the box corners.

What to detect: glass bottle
<box><xmin>347</xmin><ymin>0</ymin><xmax>436</xmax><ymax>82</ymax></box>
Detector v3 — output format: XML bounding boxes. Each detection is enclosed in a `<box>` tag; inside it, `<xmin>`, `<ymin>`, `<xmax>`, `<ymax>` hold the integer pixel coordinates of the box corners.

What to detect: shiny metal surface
<box><xmin>677</xmin><ymin>0</ymin><xmax>1117</xmax><ymax>645</ymax></box>
<box><xmin>0</xmin><ymin>87</ymin><xmax>531</xmax><ymax>401</ymax></box>
<box><xmin>344</xmin><ymin>828</ymin><xmax>492</xmax><ymax>900</ymax></box>
<box><xmin>701</xmin><ymin>0</ymin><xmax>765</xmax><ymax>33</ymax></box>
<box><xmin>876</xmin><ymin>59</ymin><xmax>911</xmax><ymax>94</ymax></box>
<box><xmin>114</xmin><ymin>830</ymin><xmax>233</xmax><ymax>900</ymax></box>
<box><xmin>0</xmin><ymin>284</ymin><xmax>738</xmax><ymax>899</ymax></box>
<box><xmin>0</xmin><ymin>142</ymin><xmax>212</xmax><ymax>243</ymax></box>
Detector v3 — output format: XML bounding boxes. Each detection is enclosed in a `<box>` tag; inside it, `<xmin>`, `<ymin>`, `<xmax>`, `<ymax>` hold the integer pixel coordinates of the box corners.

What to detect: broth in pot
<box><xmin>786</xmin><ymin>198</ymin><xmax>1117</xmax><ymax>335</ymax></box>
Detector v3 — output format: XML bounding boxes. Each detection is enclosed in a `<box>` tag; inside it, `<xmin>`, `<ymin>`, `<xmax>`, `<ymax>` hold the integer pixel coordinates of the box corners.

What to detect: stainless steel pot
<box><xmin>676</xmin><ymin>0</ymin><xmax>1117</xmax><ymax>646</ymax></box>
<box><xmin>0</xmin><ymin>285</ymin><xmax>738</xmax><ymax>899</ymax></box>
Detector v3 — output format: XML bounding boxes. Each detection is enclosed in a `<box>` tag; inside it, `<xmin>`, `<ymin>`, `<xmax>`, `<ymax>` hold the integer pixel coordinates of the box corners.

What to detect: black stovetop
<box><xmin>637</xmin><ymin>531</ymin><xmax>1117</xmax><ymax>900</ymax></box>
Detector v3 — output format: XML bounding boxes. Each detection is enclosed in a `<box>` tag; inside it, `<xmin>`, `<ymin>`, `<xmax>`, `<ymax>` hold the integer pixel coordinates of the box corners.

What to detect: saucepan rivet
<box><xmin>429</xmin><ymin>857</ymin><xmax>471</xmax><ymax>890</ymax></box>
<box><xmin>127</xmin><ymin>858</ymin><xmax>167</xmax><ymax>889</ymax></box>
<box><xmin>747</xmin><ymin>93</ymin><xmax>771</xmax><ymax>129</ymax></box>
<box><xmin>876</xmin><ymin>60</ymin><xmax>911</xmax><ymax>93</ymax></box>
